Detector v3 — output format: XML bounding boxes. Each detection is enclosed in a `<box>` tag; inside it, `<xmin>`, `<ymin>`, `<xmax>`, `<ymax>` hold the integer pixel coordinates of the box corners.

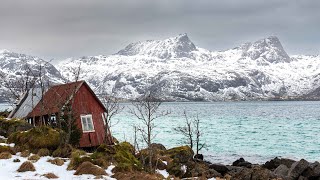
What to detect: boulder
<box><xmin>273</xmin><ymin>164</ymin><xmax>289</xmax><ymax>178</ymax></box>
<box><xmin>232</xmin><ymin>166</ymin><xmax>275</xmax><ymax>180</ymax></box>
<box><xmin>301</xmin><ymin>161</ymin><xmax>320</xmax><ymax>179</ymax></box>
<box><xmin>194</xmin><ymin>154</ymin><xmax>204</xmax><ymax>160</ymax></box>
<box><xmin>209</xmin><ymin>163</ymin><xmax>229</xmax><ymax>175</ymax></box>
<box><xmin>232</xmin><ymin>158</ymin><xmax>252</xmax><ymax>168</ymax></box>
<box><xmin>150</xmin><ymin>143</ymin><xmax>166</xmax><ymax>151</ymax></box>
<box><xmin>287</xmin><ymin>159</ymin><xmax>309</xmax><ymax>179</ymax></box>
<box><xmin>263</xmin><ymin>157</ymin><xmax>295</xmax><ymax>170</ymax></box>
<box><xmin>166</xmin><ymin>146</ymin><xmax>194</xmax><ymax>163</ymax></box>
<box><xmin>226</xmin><ymin>166</ymin><xmax>244</xmax><ymax>177</ymax></box>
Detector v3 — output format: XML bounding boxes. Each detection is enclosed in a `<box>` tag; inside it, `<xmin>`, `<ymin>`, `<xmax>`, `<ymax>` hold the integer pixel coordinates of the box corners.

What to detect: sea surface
<box><xmin>111</xmin><ymin>101</ymin><xmax>320</xmax><ymax>164</ymax></box>
<box><xmin>2</xmin><ymin>101</ymin><xmax>320</xmax><ymax>164</ymax></box>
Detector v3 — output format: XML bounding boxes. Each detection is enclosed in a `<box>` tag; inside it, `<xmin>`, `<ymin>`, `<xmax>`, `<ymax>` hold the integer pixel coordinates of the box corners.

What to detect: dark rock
<box><xmin>166</xmin><ymin>146</ymin><xmax>194</xmax><ymax>164</ymax></box>
<box><xmin>194</xmin><ymin>154</ymin><xmax>204</xmax><ymax>160</ymax></box>
<box><xmin>186</xmin><ymin>161</ymin><xmax>222</xmax><ymax>179</ymax></box>
<box><xmin>232</xmin><ymin>158</ymin><xmax>252</xmax><ymax>168</ymax></box>
<box><xmin>231</xmin><ymin>166</ymin><xmax>275</xmax><ymax>180</ymax></box>
<box><xmin>209</xmin><ymin>163</ymin><xmax>229</xmax><ymax>175</ymax></box>
<box><xmin>288</xmin><ymin>159</ymin><xmax>309</xmax><ymax>179</ymax></box>
<box><xmin>227</xmin><ymin>166</ymin><xmax>244</xmax><ymax>177</ymax></box>
<box><xmin>301</xmin><ymin>161</ymin><xmax>320</xmax><ymax>179</ymax></box>
<box><xmin>263</xmin><ymin>157</ymin><xmax>296</xmax><ymax>170</ymax></box>
<box><xmin>207</xmin><ymin>168</ymin><xmax>223</xmax><ymax>179</ymax></box>
<box><xmin>150</xmin><ymin>143</ymin><xmax>166</xmax><ymax>151</ymax></box>
<box><xmin>298</xmin><ymin>176</ymin><xmax>308</xmax><ymax>180</ymax></box>
<box><xmin>273</xmin><ymin>164</ymin><xmax>289</xmax><ymax>178</ymax></box>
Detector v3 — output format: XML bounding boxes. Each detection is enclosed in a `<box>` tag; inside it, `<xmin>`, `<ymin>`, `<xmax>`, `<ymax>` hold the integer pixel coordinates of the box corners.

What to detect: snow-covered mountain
<box><xmin>57</xmin><ymin>34</ymin><xmax>320</xmax><ymax>101</ymax></box>
<box><xmin>0</xmin><ymin>50</ymin><xmax>64</xmax><ymax>102</ymax></box>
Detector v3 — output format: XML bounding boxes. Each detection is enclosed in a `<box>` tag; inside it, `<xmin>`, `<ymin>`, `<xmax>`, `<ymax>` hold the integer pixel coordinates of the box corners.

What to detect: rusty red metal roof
<box><xmin>28</xmin><ymin>80</ymin><xmax>106</xmax><ymax>117</ymax></box>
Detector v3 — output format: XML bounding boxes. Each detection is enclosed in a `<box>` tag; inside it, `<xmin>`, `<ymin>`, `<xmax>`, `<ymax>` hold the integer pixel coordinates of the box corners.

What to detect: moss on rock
<box><xmin>165</xmin><ymin>146</ymin><xmax>194</xmax><ymax>163</ymax></box>
<box><xmin>52</xmin><ymin>144</ymin><xmax>73</xmax><ymax>158</ymax></box>
<box><xmin>113</xmin><ymin>142</ymin><xmax>141</xmax><ymax>172</ymax></box>
<box><xmin>8</xmin><ymin>126</ymin><xmax>60</xmax><ymax>150</ymax></box>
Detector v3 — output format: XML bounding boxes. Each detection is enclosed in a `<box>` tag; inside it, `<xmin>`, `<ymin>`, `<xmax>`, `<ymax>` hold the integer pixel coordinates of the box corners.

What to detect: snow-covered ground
<box><xmin>0</xmin><ymin>154</ymin><xmax>116</xmax><ymax>180</ymax></box>
<box><xmin>0</xmin><ymin>139</ymin><xmax>116</xmax><ymax>180</ymax></box>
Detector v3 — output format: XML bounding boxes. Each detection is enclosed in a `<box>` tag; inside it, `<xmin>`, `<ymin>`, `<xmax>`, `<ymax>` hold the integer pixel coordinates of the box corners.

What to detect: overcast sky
<box><xmin>0</xmin><ymin>0</ymin><xmax>319</xmax><ymax>61</ymax></box>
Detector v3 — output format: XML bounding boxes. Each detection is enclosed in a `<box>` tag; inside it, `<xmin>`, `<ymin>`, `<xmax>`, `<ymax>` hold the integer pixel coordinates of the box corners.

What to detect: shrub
<box><xmin>47</xmin><ymin>158</ymin><xmax>64</xmax><ymax>166</ymax></box>
<box><xmin>52</xmin><ymin>144</ymin><xmax>73</xmax><ymax>158</ymax></box>
<box><xmin>37</xmin><ymin>148</ymin><xmax>50</xmax><ymax>156</ymax></box>
<box><xmin>17</xmin><ymin>161</ymin><xmax>36</xmax><ymax>172</ymax></box>
<box><xmin>20</xmin><ymin>150</ymin><xmax>30</xmax><ymax>157</ymax></box>
<box><xmin>28</xmin><ymin>154</ymin><xmax>40</xmax><ymax>162</ymax></box>
<box><xmin>74</xmin><ymin>161</ymin><xmax>107</xmax><ymax>176</ymax></box>
<box><xmin>8</xmin><ymin>126</ymin><xmax>60</xmax><ymax>150</ymax></box>
<box><xmin>0</xmin><ymin>152</ymin><xmax>12</xmax><ymax>159</ymax></box>
<box><xmin>42</xmin><ymin>173</ymin><xmax>59</xmax><ymax>179</ymax></box>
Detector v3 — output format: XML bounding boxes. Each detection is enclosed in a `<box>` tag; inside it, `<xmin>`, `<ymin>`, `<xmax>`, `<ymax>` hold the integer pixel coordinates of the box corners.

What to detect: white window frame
<box><xmin>80</xmin><ymin>114</ymin><xmax>95</xmax><ymax>132</ymax></box>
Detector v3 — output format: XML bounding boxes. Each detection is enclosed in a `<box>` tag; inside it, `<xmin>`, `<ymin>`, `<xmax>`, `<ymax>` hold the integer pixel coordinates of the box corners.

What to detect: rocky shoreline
<box><xmin>200</xmin><ymin>156</ymin><xmax>320</xmax><ymax>180</ymax></box>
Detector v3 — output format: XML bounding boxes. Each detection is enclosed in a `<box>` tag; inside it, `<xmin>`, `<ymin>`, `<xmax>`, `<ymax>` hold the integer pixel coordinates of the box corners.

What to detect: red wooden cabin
<box><xmin>10</xmin><ymin>81</ymin><xmax>113</xmax><ymax>147</ymax></box>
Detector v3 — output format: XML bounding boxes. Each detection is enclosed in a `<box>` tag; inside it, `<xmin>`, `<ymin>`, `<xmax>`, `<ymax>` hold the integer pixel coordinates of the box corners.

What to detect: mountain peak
<box><xmin>241</xmin><ymin>36</ymin><xmax>291</xmax><ymax>63</ymax></box>
<box><xmin>116</xmin><ymin>33</ymin><xmax>197</xmax><ymax>59</ymax></box>
<box><xmin>0</xmin><ymin>49</ymin><xmax>10</xmax><ymax>54</ymax></box>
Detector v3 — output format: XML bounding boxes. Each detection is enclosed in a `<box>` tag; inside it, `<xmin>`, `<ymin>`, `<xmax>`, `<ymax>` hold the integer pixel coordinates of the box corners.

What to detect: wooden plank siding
<box><xmin>73</xmin><ymin>84</ymin><xmax>106</xmax><ymax>147</ymax></box>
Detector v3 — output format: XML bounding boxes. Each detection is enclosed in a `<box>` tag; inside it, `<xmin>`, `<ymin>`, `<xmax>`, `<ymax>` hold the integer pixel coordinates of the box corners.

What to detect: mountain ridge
<box><xmin>1</xmin><ymin>34</ymin><xmax>320</xmax><ymax>102</ymax></box>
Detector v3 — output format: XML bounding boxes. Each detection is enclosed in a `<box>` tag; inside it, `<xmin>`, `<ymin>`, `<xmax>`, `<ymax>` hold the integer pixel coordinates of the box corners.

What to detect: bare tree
<box><xmin>101</xmin><ymin>94</ymin><xmax>123</xmax><ymax>144</ymax></box>
<box><xmin>173</xmin><ymin>110</ymin><xmax>194</xmax><ymax>149</ymax></box>
<box><xmin>129</xmin><ymin>93</ymin><xmax>170</xmax><ymax>172</ymax></box>
<box><xmin>194</xmin><ymin>114</ymin><xmax>206</xmax><ymax>158</ymax></box>
<box><xmin>174</xmin><ymin>112</ymin><xmax>206</xmax><ymax>158</ymax></box>
<box><xmin>62</xmin><ymin>64</ymin><xmax>82</xmax><ymax>145</ymax></box>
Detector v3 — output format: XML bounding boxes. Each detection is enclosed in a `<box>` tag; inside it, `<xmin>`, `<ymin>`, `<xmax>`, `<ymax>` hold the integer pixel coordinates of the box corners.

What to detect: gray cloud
<box><xmin>0</xmin><ymin>0</ymin><xmax>319</xmax><ymax>61</ymax></box>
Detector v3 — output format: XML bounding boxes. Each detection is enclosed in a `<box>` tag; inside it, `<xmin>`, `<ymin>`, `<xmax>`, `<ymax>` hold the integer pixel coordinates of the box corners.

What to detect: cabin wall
<box><xmin>73</xmin><ymin>85</ymin><xmax>106</xmax><ymax>147</ymax></box>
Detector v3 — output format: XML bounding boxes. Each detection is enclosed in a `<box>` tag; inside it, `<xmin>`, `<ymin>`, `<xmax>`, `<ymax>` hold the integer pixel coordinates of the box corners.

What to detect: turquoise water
<box><xmin>0</xmin><ymin>104</ymin><xmax>12</xmax><ymax>111</ymax></box>
<box><xmin>111</xmin><ymin>101</ymin><xmax>320</xmax><ymax>164</ymax></box>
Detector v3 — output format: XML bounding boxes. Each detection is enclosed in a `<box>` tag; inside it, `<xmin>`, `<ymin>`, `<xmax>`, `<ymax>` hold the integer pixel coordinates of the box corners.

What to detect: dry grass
<box><xmin>28</xmin><ymin>154</ymin><xmax>40</xmax><ymax>162</ymax></box>
<box><xmin>42</xmin><ymin>173</ymin><xmax>59</xmax><ymax>179</ymax></box>
<box><xmin>20</xmin><ymin>150</ymin><xmax>30</xmax><ymax>157</ymax></box>
<box><xmin>74</xmin><ymin>161</ymin><xmax>107</xmax><ymax>176</ymax></box>
<box><xmin>0</xmin><ymin>152</ymin><xmax>12</xmax><ymax>159</ymax></box>
<box><xmin>47</xmin><ymin>158</ymin><xmax>64</xmax><ymax>166</ymax></box>
<box><xmin>17</xmin><ymin>161</ymin><xmax>36</xmax><ymax>172</ymax></box>
<box><xmin>113</xmin><ymin>171</ymin><xmax>165</xmax><ymax>180</ymax></box>
<box><xmin>37</xmin><ymin>148</ymin><xmax>50</xmax><ymax>157</ymax></box>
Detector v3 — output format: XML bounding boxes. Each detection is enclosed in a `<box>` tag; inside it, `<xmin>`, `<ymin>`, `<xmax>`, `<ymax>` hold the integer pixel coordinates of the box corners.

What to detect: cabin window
<box><xmin>80</xmin><ymin>114</ymin><xmax>95</xmax><ymax>132</ymax></box>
